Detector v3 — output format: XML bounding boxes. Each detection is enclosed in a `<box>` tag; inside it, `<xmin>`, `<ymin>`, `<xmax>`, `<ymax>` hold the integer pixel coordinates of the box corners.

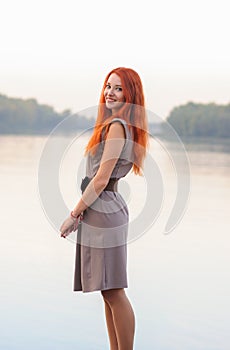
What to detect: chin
<box><xmin>105</xmin><ymin>102</ymin><xmax>114</xmax><ymax>110</ymax></box>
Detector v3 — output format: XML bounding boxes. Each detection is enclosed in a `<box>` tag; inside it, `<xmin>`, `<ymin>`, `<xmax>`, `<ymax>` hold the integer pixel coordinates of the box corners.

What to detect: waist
<box><xmin>80</xmin><ymin>176</ymin><xmax>119</xmax><ymax>193</ymax></box>
<box><xmin>104</xmin><ymin>178</ymin><xmax>118</xmax><ymax>192</ymax></box>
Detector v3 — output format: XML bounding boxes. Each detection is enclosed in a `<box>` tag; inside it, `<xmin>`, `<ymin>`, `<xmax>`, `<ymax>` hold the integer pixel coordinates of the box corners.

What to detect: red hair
<box><xmin>84</xmin><ymin>67</ymin><xmax>149</xmax><ymax>175</ymax></box>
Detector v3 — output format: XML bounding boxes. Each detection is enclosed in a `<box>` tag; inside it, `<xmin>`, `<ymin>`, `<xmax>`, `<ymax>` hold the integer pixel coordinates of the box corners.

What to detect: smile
<box><xmin>106</xmin><ymin>98</ymin><xmax>116</xmax><ymax>102</ymax></box>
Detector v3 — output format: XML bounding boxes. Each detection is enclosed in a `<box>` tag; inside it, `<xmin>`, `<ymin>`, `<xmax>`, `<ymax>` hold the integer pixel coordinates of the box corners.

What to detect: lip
<box><xmin>106</xmin><ymin>98</ymin><xmax>116</xmax><ymax>102</ymax></box>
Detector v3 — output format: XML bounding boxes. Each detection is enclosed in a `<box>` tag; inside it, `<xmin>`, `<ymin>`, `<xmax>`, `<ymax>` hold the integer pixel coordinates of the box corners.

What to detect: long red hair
<box><xmin>84</xmin><ymin>67</ymin><xmax>149</xmax><ymax>175</ymax></box>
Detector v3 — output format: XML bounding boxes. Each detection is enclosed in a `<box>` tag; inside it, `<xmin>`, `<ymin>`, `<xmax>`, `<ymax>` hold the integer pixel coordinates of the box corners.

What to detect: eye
<box><xmin>105</xmin><ymin>84</ymin><xmax>111</xmax><ymax>89</ymax></box>
<box><xmin>116</xmin><ymin>87</ymin><xmax>122</xmax><ymax>92</ymax></box>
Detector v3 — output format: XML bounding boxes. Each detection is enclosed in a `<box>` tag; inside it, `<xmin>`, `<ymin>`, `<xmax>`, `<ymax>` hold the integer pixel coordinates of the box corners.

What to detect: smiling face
<box><xmin>104</xmin><ymin>73</ymin><xmax>125</xmax><ymax>113</ymax></box>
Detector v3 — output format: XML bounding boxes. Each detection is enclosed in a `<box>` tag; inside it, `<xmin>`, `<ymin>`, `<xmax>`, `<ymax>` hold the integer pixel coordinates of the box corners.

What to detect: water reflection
<box><xmin>0</xmin><ymin>135</ymin><xmax>230</xmax><ymax>350</ymax></box>
<box><xmin>174</xmin><ymin>136</ymin><xmax>230</xmax><ymax>153</ymax></box>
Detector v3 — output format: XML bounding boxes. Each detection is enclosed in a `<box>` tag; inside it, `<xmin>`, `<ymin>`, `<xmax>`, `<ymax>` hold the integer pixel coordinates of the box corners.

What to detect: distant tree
<box><xmin>0</xmin><ymin>93</ymin><xmax>96</xmax><ymax>135</ymax></box>
<box><xmin>1</xmin><ymin>93</ymin><xmax>230</xmax><ymax>138</ymax></box>
<box><xmin>165</xmin><ymin>102</ymin><xmax>230</xmax><ymax>138</ymax></box>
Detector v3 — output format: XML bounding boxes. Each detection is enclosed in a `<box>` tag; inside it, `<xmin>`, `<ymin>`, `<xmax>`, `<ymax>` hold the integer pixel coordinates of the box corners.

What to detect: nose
<box><xmin>107</xmin><ymin>88</ymin><xmax>115</xmax><ymax>96</ymax></box>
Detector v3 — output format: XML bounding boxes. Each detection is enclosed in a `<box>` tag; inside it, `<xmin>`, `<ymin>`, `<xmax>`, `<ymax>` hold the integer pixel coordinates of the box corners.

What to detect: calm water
<box><xmin>0</xmin><ymin>135</ymin><xmax>230</xmax><ymax>350</ymax></box>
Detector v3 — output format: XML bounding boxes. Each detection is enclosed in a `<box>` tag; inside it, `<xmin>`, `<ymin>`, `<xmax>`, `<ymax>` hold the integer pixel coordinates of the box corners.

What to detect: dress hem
<box><xmin>73</xmin><ymin>284</ymin><xmax>128</xmax><ymax>293</ymax></box>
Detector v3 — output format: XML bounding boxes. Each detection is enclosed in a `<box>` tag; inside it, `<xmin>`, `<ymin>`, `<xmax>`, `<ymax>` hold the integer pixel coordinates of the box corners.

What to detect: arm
<box><xmin>72</xmin><ymin>121</ymin><xmax>126</xmax><ymax>216</ymax></box>
<box><xmin>60</xmin><ymin>121</ymin><xmax>125</xmax><ymax>237</ymax></box>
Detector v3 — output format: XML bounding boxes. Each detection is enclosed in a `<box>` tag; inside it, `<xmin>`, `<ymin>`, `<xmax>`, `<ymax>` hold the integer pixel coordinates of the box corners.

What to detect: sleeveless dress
<box><xmin>73</xmin><ymin>118</ymin><xmax>134</xmax><ymax>293</ymax></box>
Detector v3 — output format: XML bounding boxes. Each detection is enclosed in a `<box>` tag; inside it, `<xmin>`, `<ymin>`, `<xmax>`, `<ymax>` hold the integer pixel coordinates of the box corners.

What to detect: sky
<box><xmin>0</xmin><ymin>0</ymin><xmax>229</xmax><ymax>120</ymax></box>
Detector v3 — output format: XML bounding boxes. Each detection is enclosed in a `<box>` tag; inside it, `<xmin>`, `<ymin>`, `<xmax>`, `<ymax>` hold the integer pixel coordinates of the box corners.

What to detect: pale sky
<box><xmin>1</xmin><ymin>0</ymin><xmax>229</xmax><ymax>120</ymax></box>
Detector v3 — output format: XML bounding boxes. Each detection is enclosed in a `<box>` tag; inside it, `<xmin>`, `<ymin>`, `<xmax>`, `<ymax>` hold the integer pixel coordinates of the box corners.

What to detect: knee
<box><xmin>101</xmin><ymin>288</ymin><xmax>125</xmax><ymax>305</ymax></box>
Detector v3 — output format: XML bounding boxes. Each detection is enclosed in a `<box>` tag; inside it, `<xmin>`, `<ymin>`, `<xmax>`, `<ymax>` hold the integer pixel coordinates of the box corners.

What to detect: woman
<box><xmin>60</xmin><ymin>67</ymin><xmax>149</xmax><ymax>350</ymax></box>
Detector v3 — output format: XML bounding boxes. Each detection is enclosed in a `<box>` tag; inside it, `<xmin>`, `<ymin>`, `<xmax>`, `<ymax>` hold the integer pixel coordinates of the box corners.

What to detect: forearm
<box><xmin>72</xmin><ymin>176</ymin><xmax>107</xmax><ymax>217</ymax></box>
<box><xmin>72</xmin><ymin>125</ymin><xmax>125</xmax><ymax>217</ymax></box>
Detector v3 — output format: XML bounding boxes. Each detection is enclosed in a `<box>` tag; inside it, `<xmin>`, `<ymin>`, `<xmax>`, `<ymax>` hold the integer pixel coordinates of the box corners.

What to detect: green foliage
<box><xmin>166</xmin><ymin>102</ymin><xmax>230</xmax><ymax>138</ymax></box>
<box><xmin>1</xmin><ymin>93</ymin><xmax>229</xmax><ymax>138</ymax></box>
<box><xmin>0</xmin><ymin>93</ymin><xmax>95</xmax><ymax>135</ymax></box>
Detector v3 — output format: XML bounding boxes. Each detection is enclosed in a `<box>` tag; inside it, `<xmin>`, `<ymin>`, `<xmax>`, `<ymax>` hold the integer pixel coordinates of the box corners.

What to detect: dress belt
<box><xmin>104</xmin><ymin>178</ymin><xmax>118</xmax><ymax>192</ymax></box>
<box><xmin>80</xmin><ymin>176</ymin><xmax>118</xmax><ymax>194</ymax></box>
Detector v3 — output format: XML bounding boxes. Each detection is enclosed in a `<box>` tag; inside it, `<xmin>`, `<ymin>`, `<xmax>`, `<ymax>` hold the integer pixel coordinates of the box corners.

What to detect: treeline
<box><xmin>1</xmin><ymin>94</ymin><xmax>230</xmax><ymax>138</ymax></box>
<box><xmin>166</xmin><ymin>102</ymin><xmax>230</xmax><ymax>138</ymax></box>
<box><xmin>0</xmin><ymin>94</ymin><xmax>95</xmax><ymax>134</ymax></box>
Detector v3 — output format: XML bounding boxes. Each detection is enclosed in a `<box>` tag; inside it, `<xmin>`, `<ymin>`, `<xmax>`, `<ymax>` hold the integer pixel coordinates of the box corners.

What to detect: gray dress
<box><xmin>73</xmin><ymin>118</ymin><xmax>134</xmax><ymax>293</ymax></box>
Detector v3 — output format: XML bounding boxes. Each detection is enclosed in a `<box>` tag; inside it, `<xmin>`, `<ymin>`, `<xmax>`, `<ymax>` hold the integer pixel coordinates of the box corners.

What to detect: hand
<box><xmin>60</xmin><ymin>216</ymin><xmax>79</xmax><ymax>238</ymax></box>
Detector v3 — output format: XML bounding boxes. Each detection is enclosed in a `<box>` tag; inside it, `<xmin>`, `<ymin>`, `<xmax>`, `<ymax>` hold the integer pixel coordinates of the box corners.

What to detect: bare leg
<box><xmin>101</xmin><ymin>288</ymin><xmax>135</xmax><ymax>350</ymax></box>
<box><xmin>103</xmin><ymin>299</ymin><xmax>119</xmax><ymax>350</ymax></box>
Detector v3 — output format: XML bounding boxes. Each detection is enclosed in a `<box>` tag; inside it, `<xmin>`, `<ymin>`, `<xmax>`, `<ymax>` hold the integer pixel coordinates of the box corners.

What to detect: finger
<box><xmin>73</xmin><ymin>221</ymin><xmax>78</xmax><ymax>231</ymax></box>
<box><xmin>62</xmin><ymin>230</ymin><xmax>68</xmax><ymax>238</ymax></box>
<box><xmin>60</xmin><ymin>227</ymin><xmax>67</xmax><ymax>235</ymax></box>
<box><xmin>65</xmin><ymin>226</ymin><xmax>73</xmax><ymax>236</ymax></box>
<box><xmin>61</xmin><ymin>223</ymin><xmax>70</xmax><ymax>233</ymax></box>
<box><xmin>60</xmin><ymin>223</ymin><xmax>66</xmax><ymax>232</ymax></box>
<box><xmin>61</xmin><ymin>229</ymin><xmax>68</xmax><ymax>236</ymax></box>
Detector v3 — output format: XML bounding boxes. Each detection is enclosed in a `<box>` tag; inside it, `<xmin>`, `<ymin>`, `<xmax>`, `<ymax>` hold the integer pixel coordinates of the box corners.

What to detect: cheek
<box><xmin>117</xmin><ymin>92</ymin><xmax>125</xmax><ymax>101</ymax></box>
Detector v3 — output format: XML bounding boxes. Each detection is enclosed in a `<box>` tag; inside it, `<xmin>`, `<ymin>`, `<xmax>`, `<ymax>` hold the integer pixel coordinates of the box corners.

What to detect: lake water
<box><xmin>0</xmin><ymin>134</ymin><xmax>230</xmax><ymax>350</ymax></box>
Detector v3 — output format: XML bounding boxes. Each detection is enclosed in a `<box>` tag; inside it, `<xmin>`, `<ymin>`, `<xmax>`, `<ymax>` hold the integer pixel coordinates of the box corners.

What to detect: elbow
<box><xmin>93</xmin><ymin>175</ymin><xmax>109</xmax><ymax>191</ymax></box>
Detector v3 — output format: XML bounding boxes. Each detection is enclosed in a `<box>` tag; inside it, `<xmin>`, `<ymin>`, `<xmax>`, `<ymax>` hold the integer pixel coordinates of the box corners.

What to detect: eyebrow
<box><xmin>106</xmin><ymin>82</ymin><xmax>122</xmax><ymax>87</ymax></box>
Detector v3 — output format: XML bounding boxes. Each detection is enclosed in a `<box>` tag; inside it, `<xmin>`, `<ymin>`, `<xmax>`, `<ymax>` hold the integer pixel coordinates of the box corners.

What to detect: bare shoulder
<box><xmin>107</xmin><ymin>120</ymin><xmax>126</xmax><ymax>139</ymax></box>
